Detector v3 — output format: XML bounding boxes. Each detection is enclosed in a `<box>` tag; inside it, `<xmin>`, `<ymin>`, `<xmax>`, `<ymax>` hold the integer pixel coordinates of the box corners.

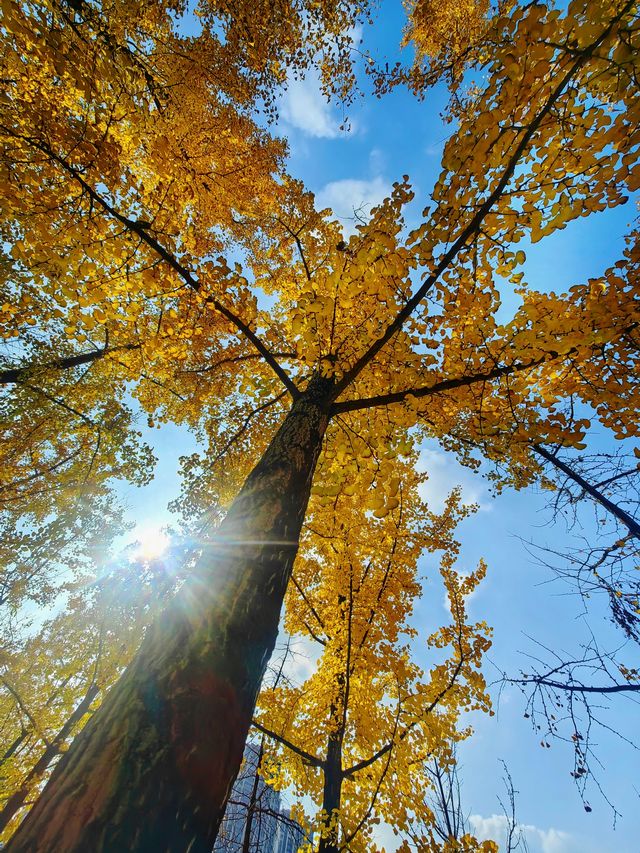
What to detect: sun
<box><xmin>132</xmin><ymin>523</ymin><xmax>171</xmax><ymax>561</ymax></box>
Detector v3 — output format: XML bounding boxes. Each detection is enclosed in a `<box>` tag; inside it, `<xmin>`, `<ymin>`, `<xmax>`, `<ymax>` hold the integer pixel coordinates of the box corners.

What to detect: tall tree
<box><xmin>2</xmin><ymin>0</ymin><xmax>639</xmax><ymax>849</ymax></box>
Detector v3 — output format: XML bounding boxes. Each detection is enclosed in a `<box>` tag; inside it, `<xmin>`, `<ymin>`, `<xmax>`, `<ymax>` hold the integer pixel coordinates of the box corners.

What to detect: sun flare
<box><xmin>132</xmin><ymin>524</ymin><xmax>170</xmax><ymax>561</ymax></box>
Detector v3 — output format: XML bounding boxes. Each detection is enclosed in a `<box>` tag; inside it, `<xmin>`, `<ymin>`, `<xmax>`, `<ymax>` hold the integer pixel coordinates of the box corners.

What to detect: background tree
<box><xmin>402</xmin><ymin>753</ymin><xmax>528</xmax><ymax>853</ymax></box>
<box><xmin>211</xmin><ymin>734</ymin><xmax>312</xmax><ymax>853</ymax></box>
<box><xmin>212</xmin><ymin>640</ymin><xmax>309</xmax><ymax>853</ymax></box>
<box><xmin>499</xmin><ymin>441</ymin><xmax>640</xmax><ymax>808</ymax></box>
<box><xmin>1</xmin><ymin>0</ymin><xmax>639</xmax><ymax>849</ymax></box>
<box><xmin>0</xmin><ymin>544</ymin><xmax>186</xmax><ymax>844</ymax></box>
<box><xmin>254</xmin><ymin>463</ymin><xmax>493</xmax><ymax>852</ymax></box>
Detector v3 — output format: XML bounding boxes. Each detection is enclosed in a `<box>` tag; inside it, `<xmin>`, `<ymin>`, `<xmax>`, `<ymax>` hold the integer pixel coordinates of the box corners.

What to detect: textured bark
<box><xmin>7</xmin><ymin>378</ymin><xmax>332</xmax><ymax>853</ymax></box>
<box><xmin>319</xmin><ymin>654</ymin><xmax>347</xmax><ymax>853</ymax></box>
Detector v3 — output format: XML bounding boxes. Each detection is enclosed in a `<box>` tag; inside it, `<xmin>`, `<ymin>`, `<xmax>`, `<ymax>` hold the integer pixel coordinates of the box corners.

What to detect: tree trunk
<box><xmin>7</xmin><ymin>378</ymin><xmax>332</xmax><ymax>853</ymax></box>
<box><xmin>0</xmin><ymin>731</ymin><xmax>28</xmax><ymax>770</ymax></box>
<box><xmin>0</xmin><ymin>683</ymin><xmax>100</xmax><ymax>835</ymax></box>
<box><xmin>318</xmin><ymin>735</ymin><xmax>343</xmax><ymax>853</ymax></box>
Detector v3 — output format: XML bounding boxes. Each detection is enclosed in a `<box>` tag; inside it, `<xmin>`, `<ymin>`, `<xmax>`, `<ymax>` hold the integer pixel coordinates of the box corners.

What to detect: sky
<box><xmin>116</xmin><ymin>4</ymin><xmax>640</xmax><ymax>851</ymax></box>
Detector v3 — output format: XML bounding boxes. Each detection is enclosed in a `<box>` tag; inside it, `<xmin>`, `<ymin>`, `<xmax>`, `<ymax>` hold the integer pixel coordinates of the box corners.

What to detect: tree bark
<box><xmin>319</xmin><ymin>592</ymin><xmax>348</xmax><ymax>853</ymax></box>
<box><xmin>7</xmin><ymin>377</ymin><xmax>332</xmax><ymax>853</ymax></box>
<box><xmin>318</xmin><ymin>734</ymin><xmax>343</xmax><ymax>853</ymax></box>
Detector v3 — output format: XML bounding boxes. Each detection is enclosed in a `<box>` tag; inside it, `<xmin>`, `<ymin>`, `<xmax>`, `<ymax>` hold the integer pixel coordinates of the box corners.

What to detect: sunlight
<box><xmin>132</xmin><ymin>523</ymin><xmax>170</xmax><ymax>561</ymax></box>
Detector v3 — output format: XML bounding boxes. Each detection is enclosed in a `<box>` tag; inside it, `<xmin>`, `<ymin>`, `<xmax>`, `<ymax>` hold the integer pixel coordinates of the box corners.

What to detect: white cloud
<box><xmin>278</xmin><ymin>22</ymin><xmax>364</xmax><ymax>140</ymax></box>
<box><xmin>280</xmin><ymin>71</ymin><xmax>344</xmax><ymax>139</ymax></box>
<box><xmin>371</xmin><ymin>821</ymin><xmax>401</xmax><ymax>852</ymax></box>
<box><xmin>279</xmin><ymin>634</ymin><xmax>320</xmax><ymax>685</ymax></box>
<box><xmin>535</xmin><ymin>828</ymin><xmax>580</xmax><ymax>853</ymax></box>
<box><xmin>315</xmin><ymin>176</ymin><xmax>391</xmax><ymax>235</ymax></box>
<box><xmin>366</xmin><ymin>814</ymin><xmax>580</xmax><ymax>853</ymax></box>
<box><xmin>416</xmin><ymin>447</ymin><xmax>490</xmax><ymax>514</ymax></box>
<box><xmin>470</xmin><ymin>814</ymin><xmax>511</xmax><ymax>847</ymax></box>
<box><xmin>470</xmin><ymin>814</ymin><xmax>578</xmax><ymax>853</ymax></box>
<box><xmin>369</xmin><ymin>146</ymin><xmax>386</xmax><ymax>174</ymax></box>
<box><xmin>425</xmin><ymin>142</ymin><xmax>444</xmax><ymax>158</ymax></box>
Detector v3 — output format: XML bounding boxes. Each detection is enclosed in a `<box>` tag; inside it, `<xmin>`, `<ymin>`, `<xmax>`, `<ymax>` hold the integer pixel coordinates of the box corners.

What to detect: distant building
<box><xmin>214</xmin><ymin>741</ymin><xmax>310</xmax><ymax>853</ymax></box>
<box><xmin>273</xmin><ymin>807</ymin><xmax>307</xmax><ymax>853</ymax></box>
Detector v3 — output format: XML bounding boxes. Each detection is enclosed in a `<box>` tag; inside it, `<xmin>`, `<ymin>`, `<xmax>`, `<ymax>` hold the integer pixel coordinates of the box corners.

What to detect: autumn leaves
<box><xmin>1</xmin><ymin>0</ymin><xmax>639</xmax><ymax>849</ymax></box>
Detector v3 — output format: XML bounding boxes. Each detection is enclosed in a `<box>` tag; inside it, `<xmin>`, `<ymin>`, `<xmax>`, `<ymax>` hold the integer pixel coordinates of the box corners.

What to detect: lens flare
<box><xmin>132</xmin><ymin>524</ymin><xmax>170</xmax><ymax>560</ymax></box>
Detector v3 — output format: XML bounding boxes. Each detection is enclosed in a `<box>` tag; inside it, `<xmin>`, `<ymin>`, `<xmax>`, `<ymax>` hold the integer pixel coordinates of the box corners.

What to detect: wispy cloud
<box><xmin>315</xmin><ymin>176</ymin><xmax>391</xmax><ymax>235</ymax></box>
<box><xmin>280</xmin><ymin>71</ymin><xmax>345</xmax><ymax>139</ymax></box>
<box><xmin>416</xmin><ymin>446</ymin><xmax>491</xmax><ymax>514</ymax></box>
<box><xmin>366</xmin><ymin>813</ymin><xmax>583</xmax><ymax>853</ymax></box>
<box><xmin>371</xmin><ymin>821</ymin><xmax>401</xmax><ymax>851</ymax></box>
<box><xmin>279</xmin><ymin>635</ymin><xmax>320</xmax><ymax>685</ymax></box>
<box><xmin>470</xmin><ymin>814</ymin><xmax>581</xmax><ymax>853</ymax></box>
<box><xmin>425</xmin><ymin>141</ymin><xmax>444</xmax><ymax>157</ymax></box>
<box><xmin>369</xmin><ymin>147</ymin><xmax>386</xmax><ymax>174</ymax></box>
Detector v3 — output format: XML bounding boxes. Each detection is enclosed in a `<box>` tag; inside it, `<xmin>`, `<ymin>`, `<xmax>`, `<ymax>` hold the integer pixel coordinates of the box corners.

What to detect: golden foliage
<box><xmin>254</xmin><ymin>463</ymin><xmax>493</xmax><ymax>850</ymax></box>
<box><xmin>1</xmin><ymin>0</ymin><xmax>639</xmax><ymax>843</ymax></box>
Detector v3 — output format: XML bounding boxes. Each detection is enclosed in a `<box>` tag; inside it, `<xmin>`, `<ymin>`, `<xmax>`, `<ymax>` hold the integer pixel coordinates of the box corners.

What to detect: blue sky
<box><xmin>116</xmin><ymin>5</ymin><xmax>640</xmax><ymax>850</ymax></box>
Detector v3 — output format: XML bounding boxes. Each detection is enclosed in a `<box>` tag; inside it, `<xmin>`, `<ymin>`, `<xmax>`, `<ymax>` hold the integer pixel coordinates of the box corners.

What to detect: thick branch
<box><xmin>0</xmin><ymin>343</ymin><xmax>140</xmax><ymax>385</ymax></box>
<box><xmin>0</xmin><ymin>731</ymin><xmax>28</xmax><ymax>770</ymax></box>
<box><xmin>331</xmin><ymin>353</ymin><xmax>549</xmax><ymax>415</ymax></box>
<box><xmin>331</xmin><ymin>5</ymin><xmax>634</xmax><ymax>398</ymax></box>
<box><xmin>0</xmin><ymin>680</ymin><xmax>46</xmax><ymax>747</ymax></box>
<box><xmin>14</xmin><ymin>136</ymin><xmax>299</xmax><ymax>400</ymax></box>
<box><xmin>250</xmin><ymin>720</ymin><xmax>323</xmax><ymax>768</ymax></box>
<box><xmin>0</xmin><ymin>683</ymin><xmax>99</xmax><ymax>834</ymax></box>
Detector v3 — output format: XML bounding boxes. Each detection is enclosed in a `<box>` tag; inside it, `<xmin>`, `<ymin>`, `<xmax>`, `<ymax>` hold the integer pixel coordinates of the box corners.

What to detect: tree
<box><xmin>403</xmin><ymin>752</ymin><xmax>528</xmax><ymax>853</ymax></box>
<box><xmin>532</xmin><ymin>443</ymin><xmax>640</xmax><ymax>640</ymax></box>
<box><xmin>253</xmin><ymin>463</ymin><xmax>492</xmax><ymax>851</ymax></box>
<box><xmin>0</xmin><ymin>547</ymin><xmax>184</xmax><ymax>843</ymax></box>
<box><xmin>211</xmin><ymin>735</ymin><xmax>307</xmax><ymax>853</ymax></box>
<box><xmin>2</xmin><ymin>0</ymin><xmax>639</xmax><ymax>849</ymax></box>
<box><xmin>504</xmin><ymin>444</ymin><xmax>640</xmax><ymax>807</ymax></box>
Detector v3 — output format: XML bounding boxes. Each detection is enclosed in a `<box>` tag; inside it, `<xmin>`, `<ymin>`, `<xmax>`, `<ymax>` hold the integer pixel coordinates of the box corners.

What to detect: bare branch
<box><xmin>534</xmin><ymin>444</ymin><xmax>640</xmax><ymax>539</ymax></box>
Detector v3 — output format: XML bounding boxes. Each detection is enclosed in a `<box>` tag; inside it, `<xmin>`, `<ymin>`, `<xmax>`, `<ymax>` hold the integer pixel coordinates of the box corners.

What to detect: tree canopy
<box><xmin>1</xmin><ymin>0</ymin><xmax>639</xmax><ymax>849</ymax></box>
